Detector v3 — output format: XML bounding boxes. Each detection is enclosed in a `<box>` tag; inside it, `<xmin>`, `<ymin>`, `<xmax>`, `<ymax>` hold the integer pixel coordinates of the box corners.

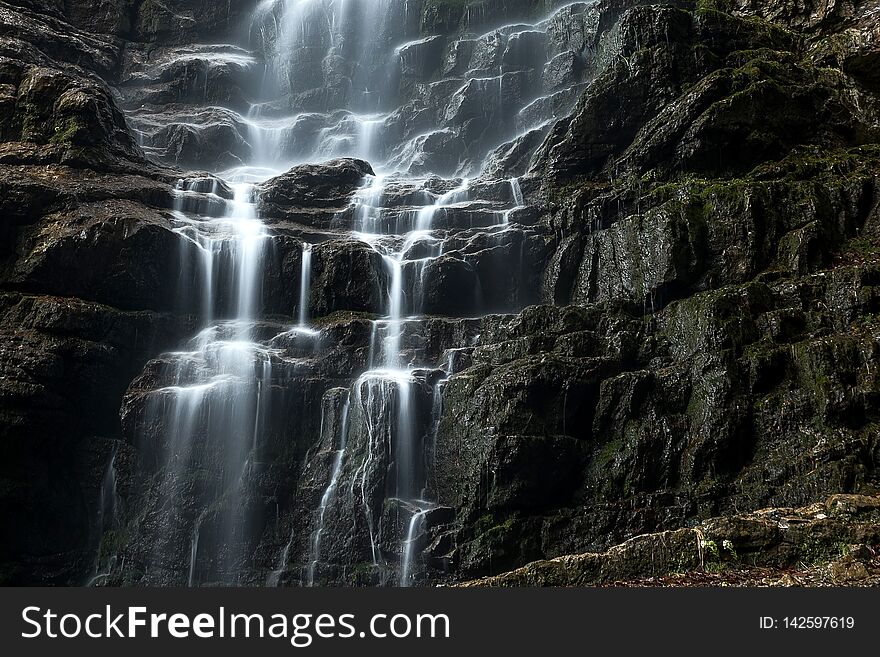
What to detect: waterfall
<box><xmin>415</xmin><ymin>178</ymin><xmax>470</xmax><ymax>232</ymax></box>
<box><xmin>85</xmin><ymin>443</ymin><xmax>119</xmax><ymax>587</ymax></box>
<box><xmin>333</xmin><ymin>186</ymin><xmax>449</xmax><ymax>582</ymax></box>
<box><xmin>399</xmin><ymin>507</ymin><xmax>429</xmax><ymax>587</ymax></box>
<box><xmin>350</xmin><ymin>373</ymin><xmax>395</xmax><ymax>567</ymax></box>
<box><xmin>298</xmin><ymin>243</ymin><xmax>312</xmax><ymax>327</ymax></box>
<box><xmin>502</xmin><ymin>177</ymin><xmax>525</xmax><ymax>224</ymax></box>
<box><xmin>98</xmin><ymin>446</ymin><xmax>119</xmax><ymax>537</ymax></box>
<box><xmin>187</xmin><ymin>514</ymin><xmax>203</xmax><ymax>588</ymax></box>
<box><xmin>382</xmin><ymin>253</ymin><xmax>405</xmax><ymax>369</ymax></box>
<box><xmin>400</xmin><ymin>377</ymin><xmax>445</xmax><ymax>586</ymax></box>
<box><xmin>120</xmin><ymin>0</ymin><xmax>589</xmax><ymax>587</ymax></box>
<box><xmin>135</xmin><ymin>177</ymin><xmax>275</xmax><ymax>585</ymax></box>
<box><xmin>307</xmin><ymin>391</ymin><xmax>351</xmax><ymax>586</ymax></box>
<box><xmin>510</xmin><ymin>177</ymin><xmax>524</xmax><ymax>207</ymax></box>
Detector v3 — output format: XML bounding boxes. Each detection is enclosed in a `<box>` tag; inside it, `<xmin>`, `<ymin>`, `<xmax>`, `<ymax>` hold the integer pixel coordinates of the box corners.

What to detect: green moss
<box><xmin>474</xmin><ymin>513</ymin><xmax>517</xmax><ymax>543</ymax></box>
<box><xmin>595</xmin><ymin>438</ymin><xmax>623</xmax><ymax>467</ymax></box>
<box><xmin>350</xmin><ymin>561</ymin><xmax>376</xmax><ymax>577</ymax></box>
<box><xmin>694</xmin><ymin>3</ymin><xmax>800</xmax><ymax>48</ymax></box>
<box><xmin>18</xmin><ymin>112</ymin><xmax>41</xmax><ymax>142</ymax></box>
<box><xmin>797</xmin><ymin>536</ymin><xmax>843</xmax><ymax>566</ymax></box>
<box><xmin>49</xmin><ymin>119</ymin><xmax>82</xmax><ymax>147</ymax></box>
<box><xmin>310</xmin><ymin>310</ymin><xmax>380</xmax><ymax>328</ymax></box>
<box><xmin>486</xmin><ymin>518</ymin><xmax>516</xmax><ymax>537</ymax></box>
<box><xmin>753</xmin><ymin>144</ymin><xmax>880</xmax><ymax>181</ymax></box>
<box><xmin>695</xmin><ymin>0</ymin><xmax>736</xmax><ymax>12</ymax></box>
<box><xmin>840</xmin><ymin>236</ymin><xmax>880</xmax><ymax>260</ymax></box>
<box><xmin>646</xmin><ymin>146</ymin><xmax>880</xmax><ymax>208</ymax></box>
<box><xmin>739</xmin><ymin>14</ymin><xmax>801</xmax><ymax>45</ymax></box>
<box><xmin>701</xmin><ymin>537</ymin><xmax>720</xmax><ymax>560</ymax></box>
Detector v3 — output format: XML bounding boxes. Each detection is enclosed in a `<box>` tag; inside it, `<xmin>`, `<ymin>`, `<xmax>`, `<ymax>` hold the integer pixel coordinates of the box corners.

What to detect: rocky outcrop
<box><xmin>810</xmin><ymin>0</ymin><xmax>880</xmax><ymax>91</ymax></box>
<box><xmin>0</xmin><ymin>3</ymin><xmax>143</xmax><ymax>169</ymax></box>
<box><xmin>0</xmin><ymin>293</ymin><xmax>191</xmax><ymax>583</ymax></box>
<box><xmin>526</xmin><ymin>4</ymin><xmax>880</xmax><ymax>185</ymax></box>
<box><xmin>461</xmin><ymin>494</ymin><xmax>880</xmax><ymax>586</ymax></box>
<box><xmin>427</xmin><ymin>0</ymin><xmax>880</xmax><ymax>581</ymax></box>
<box><xmin>8</xmin><ymin>0</ymin><xmax>263</xmax><ymax>43</ymax></box>
<box><xmin>259</xmin><ymin>158</ymin><xmax>375</xmax><ymax>223</ymax></box>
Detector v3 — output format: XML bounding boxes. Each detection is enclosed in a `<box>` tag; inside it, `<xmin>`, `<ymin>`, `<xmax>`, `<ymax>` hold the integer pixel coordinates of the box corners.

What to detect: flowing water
<box><xmin>114</xmin><ymin>0</ymin><xmax>599</xmax><ymax>586</ymax></box>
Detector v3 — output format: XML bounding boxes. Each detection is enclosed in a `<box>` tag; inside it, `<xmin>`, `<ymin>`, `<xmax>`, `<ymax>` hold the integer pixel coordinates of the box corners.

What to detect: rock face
<box><xmin>0</xmin><ymin>0</ymin><xmax>878</xmax><ymax>587</ymax></box>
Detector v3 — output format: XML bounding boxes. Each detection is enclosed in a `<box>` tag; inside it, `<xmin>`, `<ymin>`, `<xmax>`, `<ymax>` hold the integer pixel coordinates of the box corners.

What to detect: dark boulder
<box><xmin>259</xmin><ymin>158</ymin><xmax>374</xmax><ymax>216</ymax></box>
<box><xmin>0</xmin><ymin>63</ymin><xmax>141</xmax><ymax>166</ymax></box>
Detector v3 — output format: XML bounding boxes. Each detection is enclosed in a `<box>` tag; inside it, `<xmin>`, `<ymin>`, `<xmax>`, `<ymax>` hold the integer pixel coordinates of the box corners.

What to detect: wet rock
<box><xmin>482</xmin><ymin>124</ymin><xmax>551</xmax><ymax>178</ymax></box>
<box><xmin>623</xmin><ymin>57</ymin><xmax>879</xmax><ymax>178</ymax></box>
<box><xmin>7</xmin><ymin>200</ymin><xmax>185</xmax><ymax>311</ymax></box>
<box><xmin>62</xmin><ymin>0</ymin><xmax>137</xmax><ymax>37</ymax></box>
<box><xmin>397</xmin><ymin>35</ymin><xmax>445</xmax><ymax>80</ymax></box>
<box><xmin>550</xmin><ymin>148</ymin><xmax>880</xmax><ymax>311</ymax></box>
<box><xmin>543</xmin><ymin>51</ymin><xmax>584</xmax><ymax>91</ymax></box>
<box><xmin>441</xmin><ymin>39</ymin><xmax>476</xmax><ymax>77</ymax></box>
<box><xmin>0</xmin><ymin>1</ymin><xmax>122</xmax><ymax>76</ymax></box>
<box><xmin>544</xmin><ymin>1</ymin><xmax>603</xmax><ymax>56</ymax></box>
<box><xmin>119</xmin><ymin>45</ymin><xmax>261</xmax><ymax>110</ymax></box>
<box><xmin>528</xmin><ymin>3</ymin><xmax>814</xmax><ymax>184</ymax></box>
<box><xmin>529</xmin><ymin>7</ymin><xmax>699</xmax><ymax>183</ymax></box>
<box><xmin>310</xmin><ymin>239</ymin><xmax>385</xmax><ymax>316</ymax></box>
<box><xmin>134</xmin><ymin>0</ymin><xmax>262</xmax><ymax>45</ymax></box>
<box><xmin>0</xmin><ymin>293</ymin><xmax>190</xmax><ymax>584</ymax></box>
<box><xmin>3</xmin><ymin>0</ymin><xmax>880</xmax><ymax>589</ymax></box>
<box><xmin>515</xmin><ymin>82</ymin><xmax>587</xmax><ymax>132</ymax></box>
<box><xmin>419</xmin><ymin>0</ymin><xmax>552</xmax><ymax>39</ymax></box>
<box><xmin>390</xmin><ymin>128</ymin><xmax>467</xmax><ymax>177</ymax></box>
<box><xmin>725</xmin><ymin>0</ymin><xmax>869</xmax><ymax>33</ymax></box>
<box><xmin>132</xmin><ymin>106</ymin><xmax>250</xmax><ymax>169</ymax></box>
<box><xmin>419</xmin><ymin>256</ymin><xmax>479</xmax><ymax>316</ymax></box>
<box><xmin>445</xmin><ymin>70</ymin><xmax>540</xmax><ymax>126</ymax></box>
<box><xmin>260</xmin><ymin>158</ymin><xmax>374</xmax><ymax>217</ymax></box>
<box><xmin>0</xmin><ymin>62</ymin><xmax>141</xmax><ymax>166</ymax></box>
<box><xmin>502</xmin><ymin>30</ymin><xmax>547</xmax><ymax>70</ymax></box>
<box><xmin>811</xmin><ymin>2</ymin><xmax>880</xmax><ymax>91</ymax></box>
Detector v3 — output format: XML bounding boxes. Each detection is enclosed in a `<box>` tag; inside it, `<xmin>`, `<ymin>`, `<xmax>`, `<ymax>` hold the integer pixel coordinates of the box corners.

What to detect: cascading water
<box><xmin>85</xmin><ymin>444</ymin><xmax>120</xmax><ymax>587</ymax></box>
<box><xmin>399</xmin><ymin>507</ymin><xmax>430</xmax><ymax>587</ymax></box>
<box><xmin>298</xmin><ymin>243</ymin><xmax>312</xmax><ymax>327</ymax></box>
<box><xmin>415</xmin><ymin>178</ymin><xmax>470</xmax><ymax>232</ymax></box>
<box><xmin>131</xmin><ymin>182</ymin><xmax>277</xmax><ymax>585</ymax></box>
<box><xmin>300</xmin><ymin>390</ymin><xmax>352</xmax><ymax>586</ymax></box>
<box><xmin>114</xmin><ymin>0</ymin><xmax>598</xmax><ymax>586</ymax></box>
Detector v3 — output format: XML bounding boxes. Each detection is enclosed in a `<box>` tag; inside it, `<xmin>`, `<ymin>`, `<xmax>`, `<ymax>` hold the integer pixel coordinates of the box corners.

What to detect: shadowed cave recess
<box><xmin>1</xmin><ymin>0</ymin><xmax>879</xmax><ymax>586</ymax></box>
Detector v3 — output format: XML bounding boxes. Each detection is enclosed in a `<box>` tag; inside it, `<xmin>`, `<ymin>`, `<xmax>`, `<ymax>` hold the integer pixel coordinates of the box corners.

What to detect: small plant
<box><xmin>700</xmin><ymin>537</ymin><xmax>720</xmax><ymax>560</ymax></box>
<box><xmin>722</xmin><ymin>539</ymin><xmax>738</xmax><ymax>559</ymax></box>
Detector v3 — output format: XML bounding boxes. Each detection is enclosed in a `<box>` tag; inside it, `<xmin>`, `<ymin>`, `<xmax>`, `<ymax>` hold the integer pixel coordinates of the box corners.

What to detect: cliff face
<box><xmin>0</xmin><ymin>0</ymin><xmax>878</xmax><ymax>586</ymax></box>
